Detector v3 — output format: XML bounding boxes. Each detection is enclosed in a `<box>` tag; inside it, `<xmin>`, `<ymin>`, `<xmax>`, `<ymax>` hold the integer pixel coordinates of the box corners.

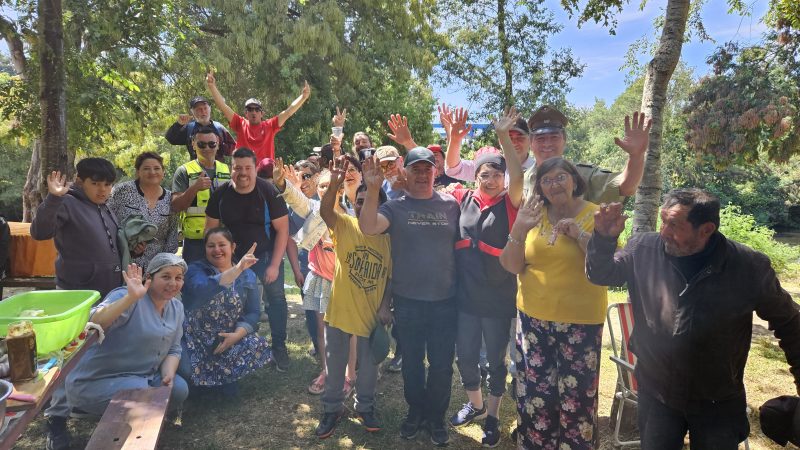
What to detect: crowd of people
<box><xmin>28</xmin><ymin>72</ymin><xmax>800</xmax><ymax>450</ymax></box>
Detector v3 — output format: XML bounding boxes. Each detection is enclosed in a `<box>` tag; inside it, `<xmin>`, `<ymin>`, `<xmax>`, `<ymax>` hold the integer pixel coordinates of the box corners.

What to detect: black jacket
<box><xmin>587</xmin><ymin>231</ymin><xmax>800</xmax><ymax>412</ymax></box>
<box><xmin>164</xmin><ymin>120</ymin><xmax>235</xmax><ymax>161</ymax></box>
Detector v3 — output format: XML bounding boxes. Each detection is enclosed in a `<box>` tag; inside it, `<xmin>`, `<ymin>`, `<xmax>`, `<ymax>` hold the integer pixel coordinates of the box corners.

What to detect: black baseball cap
<box><xmin>189</xmin><ymin>96</ymin><xmax>209</xmax><ymax>109</ymax></box>
<box><xmin>511</xmin><ymin>118</ymin><xmax>530</xmax><ymax>135</ymax></box>
<box><xmin>404</xmin><ymin>147</ymin><xmax>436</xmax><ymax>168</ymax></box>
<box><xmin>760</xmin><ymin>395</ymin><xmax>800</xmax><ymax>446</ymax></box>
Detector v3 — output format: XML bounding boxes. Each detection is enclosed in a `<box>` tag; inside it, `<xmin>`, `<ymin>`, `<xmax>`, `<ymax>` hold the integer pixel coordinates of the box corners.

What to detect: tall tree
<box><xmin>436</xmin><ymin>0</ymin><xmax>584</xmax><ymax>117</ymax></box>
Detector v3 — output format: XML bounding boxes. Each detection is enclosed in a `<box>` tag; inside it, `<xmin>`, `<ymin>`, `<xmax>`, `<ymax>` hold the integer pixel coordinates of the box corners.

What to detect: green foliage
<box><xmin>435</xmin><ymin>0</ymin><xmax>584</xmax><ymax>117</ymax></box>
<box><xmin>719</xmin><ymin>204</ymin><xmax>800</xmax><ymax>274</ymax></box>
<box><xmin>684</xmin><ymin>36</ymin><xmax>800</xmax><ymax>165</ymax></box>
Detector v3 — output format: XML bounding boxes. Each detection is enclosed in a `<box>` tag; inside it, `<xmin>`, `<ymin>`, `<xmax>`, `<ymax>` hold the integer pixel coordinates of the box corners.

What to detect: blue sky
<box><xmin>433</xmin><ymin>0</ymin><xmax>770</xmax><ymax>111</ymax></box>
<box><xmin>2</xmin><ymin>1</ymin><xmax>769</xmax><ymax>111</ymax></box>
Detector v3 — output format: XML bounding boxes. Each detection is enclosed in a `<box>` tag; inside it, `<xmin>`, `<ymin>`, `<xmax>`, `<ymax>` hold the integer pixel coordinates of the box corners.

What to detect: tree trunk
<box><xmin>497</xmin><ymin>0</ymin><xmax>514</xmax><ymax>106</ymax></box>
<box><xmin>632</xmin><ymin>0</ymin><xmax>690</xmax><ymax>233</ymax></box>
<box><xmin>22</xmin><ymin>141</ymin><xmax>43</xmax><ymax>222</ymax></box>
<box><xmin>33</xmin><ymin>0</ymin><xmax>70</xmax><ymax>222</ymax></box>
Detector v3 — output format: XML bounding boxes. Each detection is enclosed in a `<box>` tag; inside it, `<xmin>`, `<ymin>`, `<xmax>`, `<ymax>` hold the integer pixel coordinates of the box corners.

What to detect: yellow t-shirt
<box><xmin>325</xmin><ymin>213</ymin><xmax>392</xmax><ymax>337</ymax></box>
<box><xmin>517</xmin><ymin>202</ymin><xmax>607</xmax><ymax>324</ymax></box>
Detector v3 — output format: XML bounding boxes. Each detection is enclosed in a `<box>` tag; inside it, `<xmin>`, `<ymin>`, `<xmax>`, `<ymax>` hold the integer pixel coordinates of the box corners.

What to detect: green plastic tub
<box><xmin>0</xmin><ymin>290</ymin><xmax>99</xmax><ymax>355</ymax></box>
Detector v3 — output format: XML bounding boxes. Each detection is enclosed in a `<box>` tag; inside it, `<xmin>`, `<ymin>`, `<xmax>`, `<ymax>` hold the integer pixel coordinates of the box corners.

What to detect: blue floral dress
<box><xmin>181</xmin><ymin>260</ymin><xmax>271</xmax><ymax>386</ymax></box>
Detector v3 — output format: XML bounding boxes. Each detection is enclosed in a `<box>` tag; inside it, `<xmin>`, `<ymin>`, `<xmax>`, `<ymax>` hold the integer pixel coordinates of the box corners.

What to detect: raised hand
<box><xmin>329</xmin><ymin>156</ymin><xmax>349</xmax><ymax>189</ymax></box>
<box><xmin>492</xmin><ymin>106</ymin><xmax>521</xmax><ymax>134</ymax></box>
<box><xmin>332</xmin><ymin>106</ymin><xmax>347</xmax><ymax>127</ymax></box>
<box><xmin>236</xmin><ymin>242</ymin><xmax>259</xmax><ymax>272</ymax></box>
<box><xmin>329</xmin><ymin>134</ymin><xmax>343</xmax><ymax>154</ymax></box>
<box><xmin>362</xmin><ymin>156</ymin><xmax>385</xmax><ymax>190</ymax></box>
<box><xmin>438</xmin><ymin>104</ymin><xmax>454</xmax><ymax>136</ymax></box>
<box><xmin>615</xmin><ymin>112</ymin><xmax>652</xmax><ymax>157</ymax></box>
<box><xmin>514</xmin><ymin>194</ymin><xmax>544</xmax><ymax>234</ymax></box>
<box><xmin>284</xmin><ymin>163</ymin><xmax>301</xmax><ymax>188</ymax></box>
<box><xmin>178</xmin><ymin>114</ymin><xmax>191</xmax><ymax>126</ymax></box>
<box><xmin>386</xmin><ymin>114</ymin><xmax>416</xmax><ymax>148</ymax></box>
<box><xmin>301</xmin><ymin>80</ymin><xmax>311</xmax><ymax>99</ymax></box>
<box><xmin>206</xmin><ymin>71</ymin><xmax>216</xmax><ymax>87</ymax></box>
<box><xmin>46</xmin><ymin>171</ymin><xmax>70</xmax><ymax>197</ymax></box>
<box><xmin>448</xmin><ymin>107</ymin><xmax>472</xmax><ymax>142</ymax></box>
<box><xmin>272</xmin><ymin>157</ymin><xmax>286</xmax><ymax>188</ymax></box>
<box><xmin>121</xmin><ymin>263</ymin><xmax>150</xmax><ymax>301</ymax></box>
<box><xmin>593</xmin><ymin>202</ymin><xmax>628</xmax><ymax>238</ymax></box>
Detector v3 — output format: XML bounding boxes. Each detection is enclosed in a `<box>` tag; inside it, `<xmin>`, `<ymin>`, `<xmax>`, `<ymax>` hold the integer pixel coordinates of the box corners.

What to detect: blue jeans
<box><xmin>253</xmin><ymin>254</ymin><xmax>288</xmax><ymax>349</ymax></box>
<box><xmin>393</xmin><ymin>296</ymin><xmax>457</xmax><ymax>425</ymax></box>
<box><xmin>638</xmin><ymin>390</ymin><xmax>749</xmax><ymax>450</ymax></box>
<box><xmin>297</xmin><ymin>249</ymin><xmax>318</xmax><ymax>352</ymax></box>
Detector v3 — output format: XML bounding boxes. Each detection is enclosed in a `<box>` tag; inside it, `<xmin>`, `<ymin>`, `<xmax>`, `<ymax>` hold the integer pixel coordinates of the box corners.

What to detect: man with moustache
<box><xmin>164</xmin><ymin>95</ymin><xmax>235</xmax><ymax>161</ymax></box>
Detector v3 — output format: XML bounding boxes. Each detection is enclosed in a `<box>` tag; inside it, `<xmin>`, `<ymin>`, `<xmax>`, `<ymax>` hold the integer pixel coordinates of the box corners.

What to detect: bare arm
<box><xmin>277</xmin><ymin>81</ymin><xmax>311</xmax><ymax>127</ymax></box>
<box><xmin>358</xmin><ymin>156</ymin><xmax>391</xmax><ymax>235</ymax></box>
<box><xmin>493</xmin><ymin>107</ymin><xmax>523</xmax><ymax>208</ymax></box>
<box><xmin>91</xmin><ymin>265</ymin><xmax>150</xmax><ymax>331</ymax></box>
<box><xmin>171</xmin><ymin>174</ymin><xmax>211</xmax><ymax>212</ymax></box>
<box><xmin>439</xmin><ymin>104</ymin><xmax>462</xmax><ymax>170</ymax></box>
<box><xmin>320</xmin><ymin>157</ymin><xmax>348</xmax><ymax>229</ymax></box>
<box><xmin>206</xmin><ymin>71</ymin><xmax>235</xmax><ymax>123</ymax></box>
<box><xmin>499</xmin><ymin>194</ymin><xmax>543</xmax><ymax>274</ymax></box>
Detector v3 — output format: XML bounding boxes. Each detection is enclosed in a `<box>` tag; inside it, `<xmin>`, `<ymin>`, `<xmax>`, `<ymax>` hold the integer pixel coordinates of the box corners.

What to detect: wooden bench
<box><xmin>85</xmin><ymin>386</ymin><xmax>172</xmax><ymax>450</ymax></box>
<box><xmin>0</xmin><ymin>276</ymin><xmax>56</xmax><ymax>298</ymax></box>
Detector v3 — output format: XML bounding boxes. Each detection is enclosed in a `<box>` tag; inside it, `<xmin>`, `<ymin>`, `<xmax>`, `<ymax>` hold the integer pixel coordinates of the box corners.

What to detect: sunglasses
<box><xmin>246</xmin><ymin>106</ymin><xmax>262</xmax><ymax>112</ymax></box>
<box><xmin>196</xmin><ymin>141</ymin><xmax>218</xmax><ymax>149</ymax></box>
<box><xmin>301</xmin><ymin>173</ymin><xmax>315</xmax><ymax>181</ymax></box>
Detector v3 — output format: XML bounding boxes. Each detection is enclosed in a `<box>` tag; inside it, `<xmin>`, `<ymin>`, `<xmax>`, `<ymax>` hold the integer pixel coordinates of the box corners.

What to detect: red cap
<box><xmin>427</xmin><ymin>144</ymin><xmax>443</xmax><ymax>154</ymax></box>
<box><xmin>257</xmin><ymin>158</ymin><xmax>275</xmax><ymax>179</ymax></box>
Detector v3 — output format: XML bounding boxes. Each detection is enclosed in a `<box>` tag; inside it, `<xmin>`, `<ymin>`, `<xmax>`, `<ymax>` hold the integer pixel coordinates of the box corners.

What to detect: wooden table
<box><xmin>0</xmin><ymin>332</ymin><xmax>98</xmax><ymax>450</ymax></box>
<box><xmin>8</xmin><ymin>222</ymin><xmax>57</xmax><ymax>277</ymax></box>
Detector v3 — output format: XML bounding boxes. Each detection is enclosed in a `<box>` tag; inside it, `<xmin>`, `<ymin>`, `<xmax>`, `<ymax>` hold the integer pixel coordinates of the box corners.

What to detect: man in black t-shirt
<box><xmin>205</xmin><ymin>147</ymin><xmax>291</xmax><ymax>371</ymax></box>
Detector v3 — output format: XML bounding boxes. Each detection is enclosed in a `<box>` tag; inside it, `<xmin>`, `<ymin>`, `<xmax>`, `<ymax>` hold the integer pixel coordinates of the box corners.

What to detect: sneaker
<box><xmin>387</xmin><ymin>355</ymin><xmax>402</xmax><ymax>372</ymax></box>
<box><xmin>481</xmin><ymin>415</ymin><xmax>500</xmax><ymax>447</ymax></box>
<box><xmin>429</xmin><ymin>421</ymin><xmax>451</xmax><ymax>447</ymax></box>
<box><xmin>308</xmin><ymin>372</ymin><xmax>326</xmax><ymax>395</ymax></box>
<box><xmin>272</xmin><ymin>346</ymin><xmax>289</xmax><ymax>372</ymax></box>
<box><xmin>315</xmin><ymin>410</ymin><xmax>346</xmax><ymax>439</ymax></box>
<box><xmin>449</xmin><ymin>402</ymin><xmax>487</xmax><ymax>427</ymax></box>
<box><xmin>308</xmin><ymin>345</ymin><xmax>317</xmax><ymax>357</ymax></box>
<box><xmin>355</xmin><ymin>409</ymin><xmax>382</xmax><ymax>432</ymax></box>
<box><xmin>399</xmin><ymin>411</ymin><xmax>423</xmax><ymax>439</ymax></box>
<box><xmin>46</xmin><ymin>416</ymin><xmax>70</xmax><ymax>450</ymax></box>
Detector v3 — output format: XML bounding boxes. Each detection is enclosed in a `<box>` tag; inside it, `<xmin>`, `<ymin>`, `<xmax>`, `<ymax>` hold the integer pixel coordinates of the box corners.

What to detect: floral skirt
<box><xmin>514</xmin><ymin>312</ymin><xmax>603</xmax><ymax>450</ymax></box>
<box><xmin>302</xmin><ymin>271</ymin><xmax>331</xmax><ymax>313</ymax></box>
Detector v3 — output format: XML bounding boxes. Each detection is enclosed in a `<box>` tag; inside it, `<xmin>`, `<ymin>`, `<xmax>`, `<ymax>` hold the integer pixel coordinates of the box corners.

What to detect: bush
<box><xmin>615</xmin><ymin>204</ymin><xmax>799</xmax><ymax>275</ymax></box>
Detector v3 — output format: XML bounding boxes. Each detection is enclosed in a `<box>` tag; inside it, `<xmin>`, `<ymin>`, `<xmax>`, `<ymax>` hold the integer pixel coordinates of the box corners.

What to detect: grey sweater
<box><xmin>31</xmin><ymin>187</ymin><xmax>122</xmax><ymax>298</ymax></box>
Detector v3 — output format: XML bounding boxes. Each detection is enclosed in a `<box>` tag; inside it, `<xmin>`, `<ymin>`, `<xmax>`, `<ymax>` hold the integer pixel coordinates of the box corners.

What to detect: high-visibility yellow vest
<box><xmin>179</xmin><ymin>160</ymin><xmax>230</xmax><ymax>240</ymax></box>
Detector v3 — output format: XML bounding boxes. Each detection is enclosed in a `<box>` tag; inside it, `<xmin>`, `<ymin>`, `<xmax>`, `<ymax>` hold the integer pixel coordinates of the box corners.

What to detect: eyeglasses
<box><xmin>477</xmin><ymin>172</ymin><xmax>504</xmax><ymax>182</ymax></box>
<box><xmin>245</xmin><ymin>106</ymin><xmax>262</xmax><ymax>112</ymax></box>
<box><xmin>301</xmin><ymin>173</ymin><xmax>314</xmax><ymax>181</ymax></box>
<box><xmin>196</xmin><ymin>141</ymin><xmax>218</xmax><ymax>149</ymax></box>
<box><xmin>540</xmin><ymin>173</ymin><xmax>570</xmax><ymax>186</ymax></box>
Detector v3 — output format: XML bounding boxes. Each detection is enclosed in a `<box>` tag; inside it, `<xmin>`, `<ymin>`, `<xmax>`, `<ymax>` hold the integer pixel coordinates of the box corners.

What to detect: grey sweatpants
<box><xmin>322</xmin><ymin>324</ymin><xmax>379</xmax><ymax>414</ymax></box>
<box><xmin>455</xmin><ymin>310</ymin><xmax>513</xmax><ymax>397</ymax></box>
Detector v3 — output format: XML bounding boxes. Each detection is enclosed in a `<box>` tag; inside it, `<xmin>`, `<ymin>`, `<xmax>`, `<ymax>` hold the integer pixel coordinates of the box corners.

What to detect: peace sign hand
<box><xmin>332</xmin><ymin>107</ymin><xmax>347</xmax><ymax>127</ymax></box>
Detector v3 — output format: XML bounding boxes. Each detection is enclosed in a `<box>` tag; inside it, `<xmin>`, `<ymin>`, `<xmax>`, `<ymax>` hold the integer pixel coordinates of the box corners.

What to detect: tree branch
<box><xmin>0</xmin><ymin>15</ymin><xmax>28</xmax><ymax>76</ymax></box>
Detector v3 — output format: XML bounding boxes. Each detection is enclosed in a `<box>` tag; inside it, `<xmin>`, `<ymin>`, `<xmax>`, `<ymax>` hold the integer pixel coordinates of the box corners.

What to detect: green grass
<box><xmin>11</xmin><ymin>275</ymin><xmax>800</xmax><ymax>449</ymax></box>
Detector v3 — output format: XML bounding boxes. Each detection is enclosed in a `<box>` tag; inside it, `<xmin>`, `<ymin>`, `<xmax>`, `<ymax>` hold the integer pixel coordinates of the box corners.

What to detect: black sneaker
<box><xmin>387</xmin><ymin>355</ymin><xmax>402</xmax><ymax>372</ymax></box>
<box><xmin>449</xmin><ymin>402</ymin><xmax>487</xmax><ymax>427</ymax></box>
<box><xmin>429</xmin><ymin>421</ymin><xmax>451</xmax><ymax>447</ymax></box>
<box><xmin>272</xmin><ymin>346</ymin><xmax>289</xmax><ymax>372</ymax></box>
<box><xmin>355</xmin><ymin>409</ymin><xmax>382</xmax><ymax>432</ymax></box>
<box><xmin>46</xmin><ymin>416</ymin><xmax>70</xmax><ymax>450</ymax></box>
<box><xmin>481</xmin><ymin>415</ymin><xmax>500</xmax><ymax>447</ymax></box>
<box><xmin>315</xmin><ymin>410</ymin><xmax>346</xmax><ymax>439</ymax></box>
<box><xmin>399</xmin><ymin>411</ymin><xmax>423</xmax><ymax>439</ymax></box>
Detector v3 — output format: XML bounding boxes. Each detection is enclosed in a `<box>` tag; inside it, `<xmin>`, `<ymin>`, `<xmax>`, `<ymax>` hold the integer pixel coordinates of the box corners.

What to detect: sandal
<box><xmin>308</xmin><ymin>372</ymin><xmax>326</xmax><ymax>395</ymax></box>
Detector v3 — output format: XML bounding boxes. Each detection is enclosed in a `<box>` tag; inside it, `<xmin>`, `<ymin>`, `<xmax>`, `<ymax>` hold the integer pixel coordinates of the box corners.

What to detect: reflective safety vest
<box><xmin>179</xmin><ymin>160</ymin><xmax>230</xmax><ymax>239</ymax></box>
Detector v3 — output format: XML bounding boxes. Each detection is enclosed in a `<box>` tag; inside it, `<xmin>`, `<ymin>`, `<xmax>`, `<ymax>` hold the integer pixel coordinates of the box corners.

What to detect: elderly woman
<box><xmin>178</xmin><ymin>227</ymin><xmax>271</xmax><ymax>398</ymax></box>
<box><xmin>46</xmin><ymin>253</ymin><xmax>189</xmax><ymax>449</ymax></box>
<box><xmin>108</xmin><ymin>151</ymin><xmax>179</xmax><ymax>270</ymax></box>
<box><xmin>444</xmin><ymin>108</ymin><xmax>524</xmax><ymax>447</ymax></box>
<box><xmin>500</xmin><ymin>157</ymin><xmax>608</xmax><ymax>449</ymax></box>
